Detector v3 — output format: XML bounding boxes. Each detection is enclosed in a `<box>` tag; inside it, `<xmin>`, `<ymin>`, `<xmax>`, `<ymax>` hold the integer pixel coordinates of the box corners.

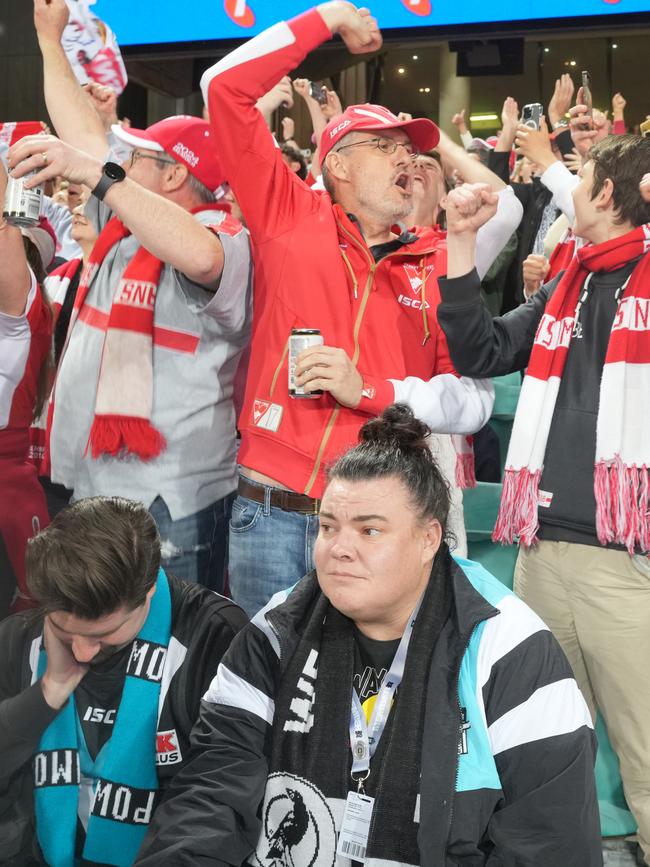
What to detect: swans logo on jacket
<box><xmin>398</xmin><ymin>263</ymin><xmax>433</xmax><ymax>310</ymax></box>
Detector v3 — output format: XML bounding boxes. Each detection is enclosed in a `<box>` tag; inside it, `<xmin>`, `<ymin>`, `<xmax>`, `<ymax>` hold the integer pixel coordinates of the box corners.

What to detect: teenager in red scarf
<box><xmin>437</xmin><ymin>134</ymin><xmax>650</xmax><ymax>866</ymax></box>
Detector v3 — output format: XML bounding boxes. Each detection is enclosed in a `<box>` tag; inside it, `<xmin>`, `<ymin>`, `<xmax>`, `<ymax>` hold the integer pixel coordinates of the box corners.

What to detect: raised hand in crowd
<box><xmin>451</xmin><ymin>107</ymin><xmax>469</xmax><ymax>135</ymax></box>
<box><xmin>515</xmin><ymin>116</ymin><xmax>557</xmax><ymax>172</ymax></box>
<box><xmin>256</xmin><ymin>75</ymin><xmax>294</xmax><ymax>127</ymax></box>
<box><xmin>443</xmin><ymin>182</ymin><xmax>500</xmax><ymax>235</ymax></box>
<box><xmin>612</xmin><ymin>92</ymin><xmax>626</xmax><ymax>121</ymax></box>
<box><xmin>495</xmin><ymin>96</ymin><xmax>519</xmax><ymax>151</ymax></box>
<box><xmin>547</xmin><ymin>73</ymin><xmax>575</xmax><ymax>128</ymax></box>
<box><xmin>281</xmin><ymin>115</ymin><xmax>296</xmax><ymax>143</ymax></box>
<box><xmin>569</xmin><ymin>89</ymin><xmax>610</xmax><ymax>157</ymax></box>
<box><xmin>33</xmin><ymin>0</ymin><xmax>69</xmax><ymax>42</ymax></box>
<box><xmin>322</xmin><ymin>87</ymin><xmax>343</xmax><ymax>120</ymax></box>
<box><xmin>563</xmin><ymin>147</ymin><xmax>582</xmax><ymax>173</ymax></box>
<box><xmin>522</xmin><ymin>252</ymin><xmax>550</xmax><ymax>299</ymax></box>
<box><xmin>294</xmin><ymin>345</ymin><xmax>363</xmax><ymax>406</ymax></box>
<box><xmin>317</xmin><ymin>1</ymin><xmax>382</xmax><ymax>54</ymax></box>
<box><xmin>33</xmin><ymin>0</ymin><xmax>109</xmax><ymax>159</ymax></box>
<box><xmin>82</xmin><ymin>82</ymin><xmax>119</xmax><ymax>132</ymax></box>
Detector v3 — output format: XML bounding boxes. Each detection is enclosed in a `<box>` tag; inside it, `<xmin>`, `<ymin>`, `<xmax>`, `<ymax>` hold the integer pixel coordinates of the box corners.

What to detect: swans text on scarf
<box><xmin>612</xmin><ymin>297</ymin><xmax>650</xmax><ymax>331</ymax></box>
<box><xmin>534</xmin><ymin>314</ymin><xmax>574</xmax><ymax>351</ymax></box>
<box><xmin>116</xmin><ymin>279</ymin><xmax>158</xmax><ymax>311</ymax></box>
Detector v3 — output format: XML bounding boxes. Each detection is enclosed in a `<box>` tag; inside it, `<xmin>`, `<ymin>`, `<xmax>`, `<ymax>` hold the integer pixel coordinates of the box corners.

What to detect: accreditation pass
<box><xmin>336</xmin><ymin>791</ymin><xmax>375</xmax><ymax>862</ymax></box>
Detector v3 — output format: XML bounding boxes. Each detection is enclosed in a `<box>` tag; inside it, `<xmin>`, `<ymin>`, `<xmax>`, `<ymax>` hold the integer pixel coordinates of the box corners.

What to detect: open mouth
<box><xmin>394</xmin><ymin>172</ymin><xmax>412</xmax><ymax>194</ymax></box>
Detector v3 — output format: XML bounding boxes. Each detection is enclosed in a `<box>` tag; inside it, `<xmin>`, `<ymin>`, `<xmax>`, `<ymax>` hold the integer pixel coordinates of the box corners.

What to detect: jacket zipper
<box><xmin>446</xmin><ymin>622</ymin><xmax>480</xmax><ymax>843</ymax></box>
<box><xmin>303</xmin><ymin>263</ymin><xmax>375</xmax><ymax>495</ymax></box>
<box><xmin>303</xmin><ymin>226</ymin><xmax>438</xmax><ymax>496</ymax></box>
<box><xmin>269</xmin><ymin>337</ymin><xmax>291</xmax><ymax>398</ymax></box>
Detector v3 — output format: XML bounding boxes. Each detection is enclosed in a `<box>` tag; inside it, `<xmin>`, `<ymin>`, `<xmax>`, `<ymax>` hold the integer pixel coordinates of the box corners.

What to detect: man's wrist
<box><xmin>316</xmin><ymin>1</ymin><xmax>354</xmax><ymax>34</ymax></box>
<box><xmin>85</xmin><ymin>161</ymin><xmax>104</xmax><ymax>191</ymax></box>
<box><xmin>41</xmin><ymin>673</ymin><xmax>75</xmax><ymax>710</ymax></box>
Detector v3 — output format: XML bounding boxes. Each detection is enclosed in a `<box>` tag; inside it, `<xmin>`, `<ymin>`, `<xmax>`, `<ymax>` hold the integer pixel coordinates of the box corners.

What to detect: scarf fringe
<box><xmin>455</xmin><ymin>452</ymin><xmax>477</xmax><ymax>489</ymax></box>
<box><xmin>493</xmin><ymin>467</ymin><xmax>541</xmax><ymax>547</ymax></box>
<box><xmin>87</xmin><ymin>415</ymin><xmax>166</xmax><ymax>461</ymax></box>
<box><xmin>595</xmin><ymin>458</ymin><xmax>650</xmax><ymax>554</ymax></box>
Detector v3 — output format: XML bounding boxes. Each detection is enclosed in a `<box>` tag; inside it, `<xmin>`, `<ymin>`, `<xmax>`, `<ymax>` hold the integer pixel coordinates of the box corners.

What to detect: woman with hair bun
<box><xmin>138</xmin><ymin>404</ymin><xmax>601</xmax><ymax>866</ymax></box>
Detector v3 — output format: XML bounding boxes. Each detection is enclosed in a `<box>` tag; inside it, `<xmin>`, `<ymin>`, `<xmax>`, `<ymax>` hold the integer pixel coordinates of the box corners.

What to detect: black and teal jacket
<box><xmin>137</xmin><ymin>554</ymin><xmax>602</xmax><ymax>866</ymax></box>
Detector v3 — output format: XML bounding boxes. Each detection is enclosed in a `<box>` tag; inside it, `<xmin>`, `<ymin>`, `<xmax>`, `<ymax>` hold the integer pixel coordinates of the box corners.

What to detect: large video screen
<box><xmin>92</xmin><ymin>0</ymin><xmax>650</xmax><ymax>46</ymax></box>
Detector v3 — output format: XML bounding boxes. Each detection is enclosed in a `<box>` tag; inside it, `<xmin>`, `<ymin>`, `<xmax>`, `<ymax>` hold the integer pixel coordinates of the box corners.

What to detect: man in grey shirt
<box><xmin>9</xmin><ymin>0</ymin><xmax>252</xmax><ymax>590</ymax></box>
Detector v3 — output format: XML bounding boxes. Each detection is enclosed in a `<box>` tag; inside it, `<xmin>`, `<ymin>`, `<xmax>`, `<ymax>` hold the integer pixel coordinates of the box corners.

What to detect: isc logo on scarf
<box><xmin>156</xmin><ymin>729</ymin><xmax>183</xmax><ymax>765</ymax></box>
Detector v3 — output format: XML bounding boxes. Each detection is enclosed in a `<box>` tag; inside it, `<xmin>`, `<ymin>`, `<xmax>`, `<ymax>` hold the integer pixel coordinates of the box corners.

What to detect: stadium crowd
<box><xmin>1</xmin><ymin>0</ymin><xmax>649</xmax><ymax>864</ymax></box>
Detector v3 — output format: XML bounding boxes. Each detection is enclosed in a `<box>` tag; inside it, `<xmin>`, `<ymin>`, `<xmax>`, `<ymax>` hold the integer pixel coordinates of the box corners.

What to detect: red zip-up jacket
<box><xmin>202</xmin><ymin>9</ymin><xmax>477</xmax><ymax>498</ymax></box>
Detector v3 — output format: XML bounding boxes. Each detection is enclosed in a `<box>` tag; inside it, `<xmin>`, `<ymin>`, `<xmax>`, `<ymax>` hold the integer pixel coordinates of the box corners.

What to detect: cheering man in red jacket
<box><xmin>202</xmin><ymin>1</ymin><xmax>523</xmax><ymax>615</ymax></box>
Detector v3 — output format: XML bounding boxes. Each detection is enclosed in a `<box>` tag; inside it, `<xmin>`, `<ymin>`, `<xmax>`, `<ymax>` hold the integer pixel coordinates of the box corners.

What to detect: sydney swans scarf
<box><xmin>34</xmin><ymin>570</ymin><xmax>171</xmax><ymax>867</ymax></box>
<box><xmin>494</xmin><ymin>224</ymin><xmax>650</xmax><ymax>553</ymax></box>
<box><xmin>51</xmin><ymin>217</ymin><xmax>166</xmax><ymax>462</ymax></box>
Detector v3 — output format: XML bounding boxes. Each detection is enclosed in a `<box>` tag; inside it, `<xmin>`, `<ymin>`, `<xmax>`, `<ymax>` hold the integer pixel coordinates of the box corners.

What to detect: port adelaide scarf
<box><xmin>252</xmin><ymin>551</ymin><xmax>452</xmax><ymax>867</ymax></box>
<box><xmin>33</xmin><ymin>570</ymin><xmax>171</xmax><ymax>866</ymax></box>
<box><xmin>495</xmin><ymin>224</ymin><xmax>650</xmax><ymax>554</ymax></box>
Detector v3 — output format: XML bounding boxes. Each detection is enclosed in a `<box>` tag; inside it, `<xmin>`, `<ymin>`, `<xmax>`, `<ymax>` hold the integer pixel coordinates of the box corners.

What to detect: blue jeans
<box><xmin>228</xmin><ymin>479</ymin><xmax>319</xmax><ymax>617</ymax></box>
<box><xmin>149</xmin><ymin>493</ymin><xmax>234</xmax><ymax>592</ymax></box>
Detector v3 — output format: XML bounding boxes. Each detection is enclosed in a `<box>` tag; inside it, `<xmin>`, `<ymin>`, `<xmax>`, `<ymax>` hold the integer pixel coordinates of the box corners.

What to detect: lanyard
<box><xmin>348</xmin><ymin>596</ymin><xmax>423</xmax><ymax>792</ymax></box>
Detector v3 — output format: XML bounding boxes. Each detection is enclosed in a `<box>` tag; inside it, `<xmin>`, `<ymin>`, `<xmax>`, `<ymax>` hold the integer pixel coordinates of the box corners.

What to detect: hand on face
<box><xmin>41</xmin><ymin>616</ymin><xmax>89</xmax><ymax>709</ymax></box>
<box><xmin>294</xmin><ymin>344</ymin><xmax>363</xmax><ymax>407</ymax></box>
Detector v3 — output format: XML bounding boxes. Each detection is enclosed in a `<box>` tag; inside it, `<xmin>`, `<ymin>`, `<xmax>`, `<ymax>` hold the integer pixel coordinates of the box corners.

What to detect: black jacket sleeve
<box><xmin>437</xmin><ymin>268</ymin><xmax>560</xmax><ymax>376</ymax></box>
<box><xmin>135</xmin><ymin>622</ymin><xmax>277</xmax><ymax>866</ymax></box>
<box><xmin>481</xmin><ymin>618</ymin><xmax>602</xmax><ymax>865</ymax></box>
<box><xmin>0</xmin><ymin>615</ymin><xmax>58</xmax><ymax>789</ymax></box>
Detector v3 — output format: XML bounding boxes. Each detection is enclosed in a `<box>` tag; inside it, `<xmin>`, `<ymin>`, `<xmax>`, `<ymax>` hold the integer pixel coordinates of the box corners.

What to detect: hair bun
<box><xmin>359</xmin><ymin>404</ymin><xmax>430</xmax><ymax>452</ymax></box>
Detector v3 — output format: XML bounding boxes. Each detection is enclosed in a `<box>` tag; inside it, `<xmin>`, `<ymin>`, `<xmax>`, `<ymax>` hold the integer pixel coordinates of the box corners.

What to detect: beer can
<box><xmin>289</xmin><ymin>328</ymin><xmax>324</xmax><ymax>399</ymax></box>
<box><xmin>3</xmin><ymin>172</ymin><xmax>43</xmax><ymax>227</ymax></box>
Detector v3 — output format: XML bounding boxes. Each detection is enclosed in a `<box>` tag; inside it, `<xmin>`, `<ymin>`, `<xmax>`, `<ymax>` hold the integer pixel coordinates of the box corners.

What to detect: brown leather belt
<box><xmin>238</xmin><ymin>477</ymin><xmax>321</xmax><ymax>515</ymax></box>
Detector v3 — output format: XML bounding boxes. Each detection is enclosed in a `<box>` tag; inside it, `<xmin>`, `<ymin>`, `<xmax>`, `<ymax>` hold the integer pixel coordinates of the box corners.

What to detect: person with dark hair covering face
<box><xmin>0</xmin><ymin>496</ymin><xmax>246</xmax><ymax>865</ymax></box>
<box><xmin>136</xmin><ymin>404</ymin><xmax>601</xmax><ymax>867</ymax></box>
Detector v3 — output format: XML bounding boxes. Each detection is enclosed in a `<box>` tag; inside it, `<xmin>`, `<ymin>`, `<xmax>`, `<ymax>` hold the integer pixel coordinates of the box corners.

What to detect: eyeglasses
<box><xmin>129</xmin><ymin>149</ymin><xmax>177</xmax><ymax>169</ymax></box>
<box><xmin>334</xmin><ymin>137</ymin><xmax>419</xmax><ymax>159</ymax></box>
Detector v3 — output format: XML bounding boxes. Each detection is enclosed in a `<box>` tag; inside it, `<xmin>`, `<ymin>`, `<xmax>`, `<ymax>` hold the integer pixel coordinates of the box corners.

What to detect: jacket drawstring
<box><xmin>420</xmin><ymin>258</ymin><xmax>431</xmax><ymax>345</ymax></box>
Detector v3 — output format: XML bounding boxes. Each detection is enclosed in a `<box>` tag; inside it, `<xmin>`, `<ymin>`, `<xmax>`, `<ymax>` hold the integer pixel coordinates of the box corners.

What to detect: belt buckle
<box><xmin>307</xmin><ymin>498</ymin><xmax>321</xmax><ymax>516</ymax></box>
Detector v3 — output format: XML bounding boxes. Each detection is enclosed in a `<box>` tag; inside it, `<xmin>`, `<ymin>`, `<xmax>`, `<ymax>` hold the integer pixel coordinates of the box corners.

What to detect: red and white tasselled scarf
<box><xmin>494</xmin><ymin>223</ymin><xmax>650</xmax><ymax>555</ymax></box>
<box><xmin>45</xmin><ymin>217</ymin><xmax>167</xmax><ymax>469</ymax></box>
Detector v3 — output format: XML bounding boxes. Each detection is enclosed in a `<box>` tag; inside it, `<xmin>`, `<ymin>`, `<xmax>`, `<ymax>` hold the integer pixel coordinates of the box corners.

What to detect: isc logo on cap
<box><xmin>330</xmin><ymin>119</ymin><xmax>352</xmax><ymax>138</ymax></box>
<box><xmin>156</xmin><ymin>729</ymin><xmax>182</xmax><ymax>765</ymax></box>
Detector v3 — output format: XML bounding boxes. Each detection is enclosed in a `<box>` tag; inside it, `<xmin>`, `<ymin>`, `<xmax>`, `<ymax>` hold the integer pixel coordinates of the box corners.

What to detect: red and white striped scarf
<box><xmin>48</xmin><ymin>217</ymin><xmax>166</xmax><ymax>464</ymax></box>
<box><xmin>494</xmin><ymin>224</ymin><xmax>650</xmax><ymax>554</ymax></box>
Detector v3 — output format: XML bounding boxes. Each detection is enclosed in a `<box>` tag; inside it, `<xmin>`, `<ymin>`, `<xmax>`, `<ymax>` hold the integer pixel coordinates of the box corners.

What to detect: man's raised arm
<box><xmin>34</xmin><ymin>0</ymin><xmax>108</xmax><ymax>160</ymax></box>
<box><xmin>200</xmin><ymin>2</ymin><xmax>380</xmax><ymax>241</ymax></box>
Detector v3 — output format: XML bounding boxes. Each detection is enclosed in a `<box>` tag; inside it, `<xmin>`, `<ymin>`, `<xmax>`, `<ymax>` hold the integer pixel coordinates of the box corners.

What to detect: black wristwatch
<box><xmin>92</xmin><ymin>161</ymin><xmax>126</xmax><ymax>202</ymax></box>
